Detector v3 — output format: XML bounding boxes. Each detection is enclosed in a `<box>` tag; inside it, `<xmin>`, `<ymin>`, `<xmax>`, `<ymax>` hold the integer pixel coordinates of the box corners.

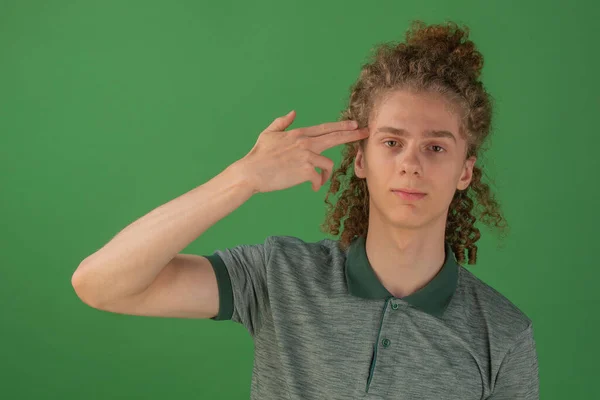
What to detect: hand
<box><xmin>235</xmin><ymin>110</ymin><xmax>369</xmax><ymax>194</ymax></box>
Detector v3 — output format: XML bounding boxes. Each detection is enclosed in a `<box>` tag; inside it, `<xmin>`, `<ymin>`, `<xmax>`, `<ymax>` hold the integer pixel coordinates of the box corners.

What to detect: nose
<box><xmin>398</xmin><ymin>145</ymin><xmax>422</xmax><ymax>176</ymax></box>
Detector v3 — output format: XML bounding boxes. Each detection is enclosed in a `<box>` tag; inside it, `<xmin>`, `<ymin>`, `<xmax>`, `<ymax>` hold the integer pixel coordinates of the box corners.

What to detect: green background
<box><xmin>1</xmin><ymin>0</ymin><xmax>597</xmax><ymax>398</ymax></box>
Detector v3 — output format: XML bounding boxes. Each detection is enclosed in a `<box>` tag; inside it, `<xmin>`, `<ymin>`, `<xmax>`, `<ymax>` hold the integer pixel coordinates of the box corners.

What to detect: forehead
<box><xmin>371</xmin><ymin>90</ymin><xmax>461</xmax><ymax>135</ymax></box>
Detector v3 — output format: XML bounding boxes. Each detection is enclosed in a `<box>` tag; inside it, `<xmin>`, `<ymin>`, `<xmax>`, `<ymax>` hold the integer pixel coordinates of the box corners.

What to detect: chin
<box><xmin>387</xmin><ymin>211</ymin><xmax>427</xmax><ymax>230</ymax></box>
<box><xmin>388</xmin><ymin>202</ymin><xmax>449</xmax><ymax>229</ymax></box>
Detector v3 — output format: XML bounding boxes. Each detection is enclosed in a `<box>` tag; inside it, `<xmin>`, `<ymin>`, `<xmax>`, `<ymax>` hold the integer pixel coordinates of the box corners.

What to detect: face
<box><xmin>354</xmin><ymin>89</ymin><xmax>476</xmax><ymax>230</ymax></box>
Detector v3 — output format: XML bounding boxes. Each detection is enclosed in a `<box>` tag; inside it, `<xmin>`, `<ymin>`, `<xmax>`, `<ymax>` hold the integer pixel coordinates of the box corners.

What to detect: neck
<box><xmin>364</xmin><ymin>206</ymin><xmax>448</xmax><ymax>298</ymax></box>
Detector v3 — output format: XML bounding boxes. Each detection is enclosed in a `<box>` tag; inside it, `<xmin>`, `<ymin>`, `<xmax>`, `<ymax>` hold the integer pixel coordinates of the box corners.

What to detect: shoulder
<box><xmin>266</xmin><ymin>235</ymin><xmax>342</xmax><ymax>258</ymax></box>
<box><xmin>454</xmin><ymin>266</ymin><xmax>533</xmax><ymax>337</ymax></box>
<box><xmin>264</xmin><ymin>235</ymin><xmax>347</xmax><ymax>287</ymax></box>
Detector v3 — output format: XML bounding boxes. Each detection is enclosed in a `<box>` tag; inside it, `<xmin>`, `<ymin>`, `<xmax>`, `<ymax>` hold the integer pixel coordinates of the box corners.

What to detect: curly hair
<box><xmin>319</xmin><ymin>20</ymin><xmax>509</xmax><ymax>265</ymax></box>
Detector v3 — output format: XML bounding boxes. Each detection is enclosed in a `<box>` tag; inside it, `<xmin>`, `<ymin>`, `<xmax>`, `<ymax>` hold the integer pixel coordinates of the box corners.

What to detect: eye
<box><xmin>383</xmin><ymin>141</ymin><xmax>446</xmax><ymax>153</ymax></box>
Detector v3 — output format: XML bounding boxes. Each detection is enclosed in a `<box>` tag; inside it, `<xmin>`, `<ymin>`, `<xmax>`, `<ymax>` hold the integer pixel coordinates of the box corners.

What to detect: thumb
<box><xmin>265</xmin><ymin>109</ymin><xmax>296</xmax><ymax>132</ymax></box>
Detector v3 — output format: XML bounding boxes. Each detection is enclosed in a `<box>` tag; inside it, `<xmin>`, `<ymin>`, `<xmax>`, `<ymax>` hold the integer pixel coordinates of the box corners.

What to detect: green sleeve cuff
<box><xmin>204</xmin><ymin>253</ymin><xmax>234</xmax><ymax>321</ymax></box>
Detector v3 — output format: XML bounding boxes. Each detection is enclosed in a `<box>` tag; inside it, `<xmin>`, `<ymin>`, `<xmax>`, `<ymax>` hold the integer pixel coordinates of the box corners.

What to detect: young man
<box><xmin>72</xmin><ymin>21</ymin><xmax>539</xmax><ymax>400</ymax></box>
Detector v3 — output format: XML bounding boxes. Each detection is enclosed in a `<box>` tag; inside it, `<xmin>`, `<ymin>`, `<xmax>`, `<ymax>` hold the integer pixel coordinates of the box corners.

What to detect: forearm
<box><xmin>72</xmin><ymin>161</ymin><xmax>255</xmax><ymax>304</ymax></box>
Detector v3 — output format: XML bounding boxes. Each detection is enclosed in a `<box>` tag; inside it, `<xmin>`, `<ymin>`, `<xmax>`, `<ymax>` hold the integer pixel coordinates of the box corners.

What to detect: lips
<box><xmin>392</xmin><ymin>190</ymin><xmax>427</xmax><ymax>201</ymax></box>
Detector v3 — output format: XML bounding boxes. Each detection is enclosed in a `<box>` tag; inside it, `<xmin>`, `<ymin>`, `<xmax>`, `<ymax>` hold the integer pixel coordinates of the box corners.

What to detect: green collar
<box><xmin>344</xmin><ymin>235</ymin><xmax>459</xmax><ymax>317</ymax></box>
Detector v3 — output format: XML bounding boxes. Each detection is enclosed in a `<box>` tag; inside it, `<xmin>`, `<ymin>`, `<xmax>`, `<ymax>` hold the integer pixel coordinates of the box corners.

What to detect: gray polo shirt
<box><xmin>205</xmin><ymin>235</ymin><xmax>539</xmax><ymax>399</ymax></box>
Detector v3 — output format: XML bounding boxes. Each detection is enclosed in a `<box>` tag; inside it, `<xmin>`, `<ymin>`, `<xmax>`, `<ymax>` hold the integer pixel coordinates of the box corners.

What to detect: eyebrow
<box><xmin>375</xmin><ymin>126</ymin><xmax>457</xmax><ymax>143</ymax></box>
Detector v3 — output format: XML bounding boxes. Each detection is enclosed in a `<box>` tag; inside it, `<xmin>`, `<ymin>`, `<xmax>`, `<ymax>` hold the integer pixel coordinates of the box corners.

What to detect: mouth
<box><xmin>391</xmin><ymin>189</ymin><xmax>427</xmax><ymax>201</ymax></box>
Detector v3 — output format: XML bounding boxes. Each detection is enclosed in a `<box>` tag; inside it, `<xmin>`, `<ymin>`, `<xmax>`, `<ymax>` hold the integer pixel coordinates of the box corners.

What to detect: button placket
<box><xmin>381</xmin><ymin>300</ymin><xmax>399</xmax><ymax>349</ymax></box>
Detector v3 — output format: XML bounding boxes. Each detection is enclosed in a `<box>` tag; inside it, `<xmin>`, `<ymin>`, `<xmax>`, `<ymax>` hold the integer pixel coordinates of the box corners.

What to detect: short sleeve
<box><xmin>203</xmin><ymin>236</ymin><xmax>272</xmax><ymax>336</ymax></box>
<box><xmin>487</xmin><ymin>323</ymin><xmax>540</xmax><ymax>399</ymax></box>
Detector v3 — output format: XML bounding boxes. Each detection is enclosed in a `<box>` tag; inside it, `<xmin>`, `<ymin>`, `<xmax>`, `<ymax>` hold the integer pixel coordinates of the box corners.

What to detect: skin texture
<box><xmin>354</xmin><ymin>89</ymin><xmax>477</xmax><ymax>297</ymax></box>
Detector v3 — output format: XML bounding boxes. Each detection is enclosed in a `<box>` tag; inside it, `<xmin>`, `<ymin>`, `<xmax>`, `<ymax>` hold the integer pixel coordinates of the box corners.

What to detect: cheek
<box><xmin>362</xmin><ymin>155</ymin><xmax>393</xmax><ymax>178</ymax></box>
<box><xmin>372</xmin><ymin>155</ymin><xmax>401</xmax><ymax>177</ymax></box>
<box><xmin>427</xmin><ymin>169</ymin><xmax>461</xmax><ymax>199</ymax></box>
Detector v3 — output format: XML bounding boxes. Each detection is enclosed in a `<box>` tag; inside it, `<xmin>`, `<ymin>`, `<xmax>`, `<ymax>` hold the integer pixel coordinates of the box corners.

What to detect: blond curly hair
<box><xmin>319</xmin><ymin>20</ymin><xmax>509</xmax><ymax>265</ymax></box>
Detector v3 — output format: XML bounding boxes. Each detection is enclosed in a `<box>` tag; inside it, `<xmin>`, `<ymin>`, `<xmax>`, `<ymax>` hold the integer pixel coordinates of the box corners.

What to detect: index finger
<box><xmin>312</xmin><ymin>127</ymin><xmax>370</xmax><ymax>153</ymax></box>
<box><xmin>301</xmin><ymin>120</ymin><xmax>358</xmax><ymax>137</ymax></box>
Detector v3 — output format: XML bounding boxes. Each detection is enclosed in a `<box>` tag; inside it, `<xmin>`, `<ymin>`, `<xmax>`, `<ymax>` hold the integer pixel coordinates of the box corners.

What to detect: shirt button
<box><xmin>391</xmin><ymin>302</ymin><xmax>399</xmax><ymax>310</ymax></box>
<box><xmin>381</xmin><ymin>338</ymin><xmax>391</xmax><ymax>348</ymax></box>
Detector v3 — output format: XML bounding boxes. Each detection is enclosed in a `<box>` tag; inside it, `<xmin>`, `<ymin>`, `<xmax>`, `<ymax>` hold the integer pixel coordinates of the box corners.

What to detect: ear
<box><xmin>354</xmin><ymin>142</ymin><xmax>367</xmax><ymax>179</ymax></box>
<box><xmin>457</xmin><ymin>155</ymin><xmax>477</xmax><ymax>190</ymax></box>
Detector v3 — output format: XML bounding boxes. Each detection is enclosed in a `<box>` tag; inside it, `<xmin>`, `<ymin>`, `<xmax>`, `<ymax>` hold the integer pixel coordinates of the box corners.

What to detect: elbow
<box><xmin>71</xmin><ymin>262</ymin><xmax>103</xmax><ymax>309</ymax></box>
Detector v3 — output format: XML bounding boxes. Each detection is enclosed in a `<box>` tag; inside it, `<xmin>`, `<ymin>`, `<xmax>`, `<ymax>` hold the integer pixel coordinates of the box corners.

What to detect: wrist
<box><xmin>226</xmin><ymin>160</ymin><xmax>259</xmax><ymax>197</ymax></box>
